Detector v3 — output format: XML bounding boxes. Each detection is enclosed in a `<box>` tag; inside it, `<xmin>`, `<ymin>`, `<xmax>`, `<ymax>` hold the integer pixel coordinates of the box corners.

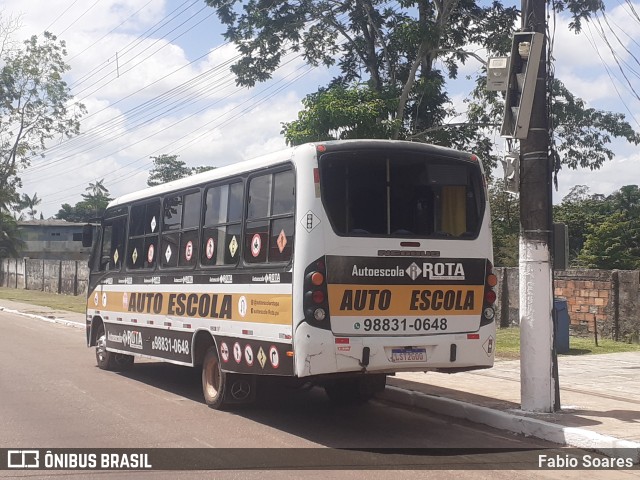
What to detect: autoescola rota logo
<box><xmin>406</xmin><ymin>262</ymin><xmax>421</xmax><ymax>281</ymax></box>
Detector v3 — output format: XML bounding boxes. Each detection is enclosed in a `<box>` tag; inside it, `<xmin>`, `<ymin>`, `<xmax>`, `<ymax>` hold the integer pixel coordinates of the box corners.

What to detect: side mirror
<box><xmin>82</xmin><ymin>224</ymin><xmax>94</xmax><ymax>247</ymax></box>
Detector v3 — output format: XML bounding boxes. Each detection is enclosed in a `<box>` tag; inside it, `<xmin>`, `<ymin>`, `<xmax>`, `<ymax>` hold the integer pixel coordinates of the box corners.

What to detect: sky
<box><xmin>2</xmin><ymin>0</ymin><xmax>639</xmax><ymax>218</ymax></box>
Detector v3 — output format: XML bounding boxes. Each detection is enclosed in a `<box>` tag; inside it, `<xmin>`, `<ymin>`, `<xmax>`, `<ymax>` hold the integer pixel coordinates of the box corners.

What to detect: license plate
<box><xmin>391</xmin><ymin>348</ymin><xmax>426</xmax><ymax>363</ymax></box>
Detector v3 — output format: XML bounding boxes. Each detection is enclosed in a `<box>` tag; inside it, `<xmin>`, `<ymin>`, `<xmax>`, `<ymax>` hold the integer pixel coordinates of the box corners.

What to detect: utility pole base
<box><xmin>519</xmin><ymin>237</ymin><xmax>556</xmax><ymax>412</ymax></box>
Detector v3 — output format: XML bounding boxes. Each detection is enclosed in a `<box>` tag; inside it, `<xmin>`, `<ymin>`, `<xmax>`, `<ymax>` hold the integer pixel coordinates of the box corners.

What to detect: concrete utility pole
<box><xmin>518</xmin><ymin>0</ymin><xmax>560</xmax><ymax>412</ymax></box>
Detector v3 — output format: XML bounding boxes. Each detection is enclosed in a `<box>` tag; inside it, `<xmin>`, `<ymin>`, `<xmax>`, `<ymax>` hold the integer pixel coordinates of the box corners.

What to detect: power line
<box><xmin>43</xmin><ymin>0</ymin><xmax>81</xmax><ymax>34</ymax></box>
<box><xmin>57</xmin><ymin>0</ymin><xmax>103</xmax><ymax>37</ymax></box>
<box><xmin>65</xmin><ymin>0</ymin><xmax>156</xmax><ymax>63</ymax></box>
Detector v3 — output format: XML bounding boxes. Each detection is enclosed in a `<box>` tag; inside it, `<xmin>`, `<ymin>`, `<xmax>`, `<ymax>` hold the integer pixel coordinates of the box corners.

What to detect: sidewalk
<box><xmin>1</xmin><ymin>298</ymin><xmax>639</xmax><ymax>463</ymax></box>
<box><xmin>383</xmin><ymin>353</ymin><xmax>640</xmax><ymax>463</ymax></box>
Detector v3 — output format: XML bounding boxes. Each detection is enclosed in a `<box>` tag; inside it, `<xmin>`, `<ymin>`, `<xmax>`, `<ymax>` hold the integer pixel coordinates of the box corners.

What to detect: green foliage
<box><xmin>553</xmin><ymin>185</ymin><xmax>607</xmax><ymax>264</ymax></box>
<box><xmin>281</xmin><ymin>85</ymin><xmax>400</xmax><ymax>145</ymax></box>
<box><xmin>553</xmin><ymin>185</ymin><xmax>640</xmax><ymax>269</ymax></box>
<box><xmin>147</xmin><ymin>155</ymin><xmax>191</xmax><ymax>186</ymax></box>
<box><xmin>488</xmin><ymin>180</ymin><xmax>519</xmax><ymax>267</ymax></box>
<box><xmin>0</xmin><ymin>212</ymin><xmax>23</xmax><ymax>258</ymax></box>
<box><xmin>578</xmin><ymin>213</ymin><xmax>640</xmax><ymax>269</ymax></box>
<box><xmin>207</xmin><ymin>1</ymin><xmax>634</xmax><ymax>178</ymax></box>
<box><xmin>493</xmin><ymin>183</ymin><xmax>640</xmax><ymax>269</ymax></box>
<box><xmin>55</xmin><ymin>180</ymin><xmax>111</xmax><ymax>222</ymax></box>
<box><xmin>206</xmin><ymin>0</ymin><xmax>519</xmax><ymax>141</ymax></box>
<box><xmin>0</xmin><ymin>31</ymin><xmax>85</xmax><ymax>185</ymax></box>
<box><xmin>552</xmin><ymin>81</ymin><xmax>640</xmax><ymax>170</ymax></box>
<box><xmin>552</xmin><ymin>0</ymin><xmax>605</xmax><ymax>32</ymax></box>
<box><xmin>0</xmin><ymin>27</ymin><xmax>85</xmax><ymax>255</ymax></box>
<box><xmin>16</xmin><ymin>192</ymin><xmax>41</xmax><ymax>220</ymax></box>
<box><xmin>147</xmin><ymin>154</ymin><xmax>214</xmax><ymax>186</ymax></box>
<box><xmin>468</xmin><ymin>76</ymin><xmax>640</xmax><ymax>172</ymax></box>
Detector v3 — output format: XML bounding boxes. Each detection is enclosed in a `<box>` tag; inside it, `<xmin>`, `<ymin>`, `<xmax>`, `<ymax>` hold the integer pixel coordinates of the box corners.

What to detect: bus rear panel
<box><xmin>292</xmin><ymin>140</ymin><xmax>496</xmax><ymax>378</ymax></box>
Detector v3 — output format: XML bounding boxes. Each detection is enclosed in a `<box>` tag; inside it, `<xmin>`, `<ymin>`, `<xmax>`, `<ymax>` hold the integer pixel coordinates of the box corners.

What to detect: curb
<box><xmin>0</xmin><ymin>306</ymin><xmax>85</xmax><ymax>330</ymax></box>
<box><xmin>378</xmin><ymin>385</ymin><xmax>640</xmax><ymax>464</ymax></box>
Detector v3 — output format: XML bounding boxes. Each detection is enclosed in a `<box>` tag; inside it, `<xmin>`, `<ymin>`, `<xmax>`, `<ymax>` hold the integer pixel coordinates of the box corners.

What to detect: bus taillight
<box><xmin>484</xmin><ymin>290</ymin><xmax>497</xmax><ymax>304</ymax></box>
<box><xmin>481</xmin><ymin>261</ymin><xmax>497</xmax><ymax>325</ymax></box>
<box><xmin>303</xmin><ymin>257</ymin><xmax>331</xmax><ymax>329</ymax></box>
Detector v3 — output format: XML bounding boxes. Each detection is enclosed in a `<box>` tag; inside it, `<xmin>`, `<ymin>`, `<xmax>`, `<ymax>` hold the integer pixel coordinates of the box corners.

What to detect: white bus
<box><xmin>85</xmin><ymin>139</ymin><xmax>497</xmax><ymax>409</ymax></box>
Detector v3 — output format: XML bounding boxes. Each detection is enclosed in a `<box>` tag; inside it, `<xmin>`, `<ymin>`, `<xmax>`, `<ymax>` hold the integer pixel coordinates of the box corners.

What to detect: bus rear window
<box><xmin>319</xmin><ymin>151</ymin><xmax>485</xmax><ymax>238</ymax></box>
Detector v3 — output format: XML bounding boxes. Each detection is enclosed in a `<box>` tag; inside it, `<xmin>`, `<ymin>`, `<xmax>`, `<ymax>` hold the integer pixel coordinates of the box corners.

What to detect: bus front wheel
<box><xmin>95</xmin><ymin>324</ymin><xmax>134</xmax><ymax>371</ymax></box>
<box><xmin>202</xmin><ymin>346</ymin><xmax>228</xmax><ymax>409</ymax></box>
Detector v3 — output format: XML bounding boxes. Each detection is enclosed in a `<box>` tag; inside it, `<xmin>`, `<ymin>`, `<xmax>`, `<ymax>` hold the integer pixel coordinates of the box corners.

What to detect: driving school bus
<box><xmin>84</xmin><ymin>140</ymin><xmax>497</xmax><ymax>408</ymax></box>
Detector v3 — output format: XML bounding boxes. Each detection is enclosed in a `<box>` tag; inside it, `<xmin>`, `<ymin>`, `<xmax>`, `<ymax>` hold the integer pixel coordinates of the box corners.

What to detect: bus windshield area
<box><xmin>319</xmin><ymin>150</ymin><xmax>485</xmax><ymax>238</ymax></box>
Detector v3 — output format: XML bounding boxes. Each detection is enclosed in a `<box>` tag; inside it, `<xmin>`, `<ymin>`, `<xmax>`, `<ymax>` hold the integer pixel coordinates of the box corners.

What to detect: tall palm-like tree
<box><xmin>18</xmin><ymin>192</ymin><xmax>41</xmax><ymax>219</ymax></box>
<box><xmin>82</xmin><ymin>179</ymin><xmax>111</xmax><ymax>219</ymax></box>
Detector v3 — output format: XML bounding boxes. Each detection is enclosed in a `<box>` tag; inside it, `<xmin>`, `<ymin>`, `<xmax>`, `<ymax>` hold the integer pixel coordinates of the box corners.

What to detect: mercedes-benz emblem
<box><xmin>230</xmin><ymin>379</ymin><xmax>252</xmax><ymax>400</ymax></box>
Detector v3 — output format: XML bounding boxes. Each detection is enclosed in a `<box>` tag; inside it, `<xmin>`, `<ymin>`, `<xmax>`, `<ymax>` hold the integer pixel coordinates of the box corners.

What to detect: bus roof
<box><xmin>106</xmin><ymin>140</ymin><xmax>476</xmax><ymax>208</ymax></box>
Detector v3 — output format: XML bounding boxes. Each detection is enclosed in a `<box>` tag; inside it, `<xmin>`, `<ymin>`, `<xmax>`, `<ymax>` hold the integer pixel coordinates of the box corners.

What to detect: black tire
<box><xmin>202</xmin><ymin>346</ymin><xmax>228</xmax><ymax>409</ymax></box>
<box><xmin>325</xmin><ymin>374</ymin><xmax>386</xmax><ymax>405</ymax></box>
<box><xmin>95</xmin><ymin>323</ymin><xmax>134</xmax><ymax>371</ymax></box>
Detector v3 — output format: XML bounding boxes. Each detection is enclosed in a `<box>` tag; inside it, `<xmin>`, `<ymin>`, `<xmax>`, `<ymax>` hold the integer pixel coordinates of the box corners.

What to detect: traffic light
<box><xmin>501</xmin><ymin>152</ymin><xmax>519</xmax><ymax>194</ymax></box>
<box><xmin>501</xmin><ymin>32</ymin><xmax>543</xmax><ymax>139</ymax></box>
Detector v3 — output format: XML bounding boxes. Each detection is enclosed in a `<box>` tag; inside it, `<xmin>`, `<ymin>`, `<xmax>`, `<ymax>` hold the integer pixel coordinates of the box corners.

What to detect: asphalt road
<box><xmin>0</xmin><ymin>309</ymin><xmax>625</xmax><ymax>479</ymax></box>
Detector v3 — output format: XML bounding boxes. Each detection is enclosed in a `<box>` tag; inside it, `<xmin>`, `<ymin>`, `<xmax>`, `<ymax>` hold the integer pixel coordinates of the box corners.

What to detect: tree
<box><xmin>0</xmin><ymin>211</ymin><xmax>23</xmax><ymax>258</ymax></box>
<box><xmin>82</xmin><ymin>180</ymin><xmax>111</xmax><ymax>219</ymax></box>
<box><xmin>578</xmin><ymin>213</ymin><xmax>640</xmax><ymax>270</ymax></box>
<box><xmin>147</xmin><ymin>154</ymin><xmax>214</xmax><ymax>187</ymax></box>
<box><xmin>553</xmin><ymin>185</ymin><xmax>640</xmax><ymax>269</ymax></box>
<box><xmin>54</xmin><ymin>202</ymin><xmax>97</xmax><ymax>223</ymax></box>
<box><xmin>209</xmin><ymin>1</ymin><xmax>638</xmax><ymax>177</ymax></box>
<box><xmin>56</xmin><ymin>180</ymin><xmax>112</xmax><ymax>222</ymax></box>
<box><xmin>488</xmin><ymin>180</ymin><xmax>520</xmax><ymax>267</ymax></box>
<box><xmin>207</xmin><ymin>0</ymin><xmax>519</xmax><ymax>145</ymax></box>
<box><xmin>0</xmin><ymin>26</ymin><xmax>85</xmax><ymax>255</ymax></box>
<box><xmin>1</xmin><ymin>31</ymin><xmax>85</xmax><ymax>189</ymax></box>
<box><xmin>0</xmin><ymin>13</ymin><xmax>21</xmax><ymax>60</ymax></box>
<box><xmin>553</xmin><ymin>185</ymin><xmax>607</xmax><ymax>265</ymax></box>
<box><xmin>282</xmin><ymin>85</ymin><xmax>399</xmax><ymax>144</ymax></box>
<box><xmin>16</xmin><ymin>192</ymin><xmax>41</xmax><ymax>220</ymax></box>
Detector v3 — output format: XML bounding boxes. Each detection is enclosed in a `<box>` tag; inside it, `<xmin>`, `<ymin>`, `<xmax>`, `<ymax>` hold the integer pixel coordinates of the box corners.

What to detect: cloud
<box><xmin>9</xmin><ymin>0</ymin><xmax>640</xmax><ymax>217</ymax></box>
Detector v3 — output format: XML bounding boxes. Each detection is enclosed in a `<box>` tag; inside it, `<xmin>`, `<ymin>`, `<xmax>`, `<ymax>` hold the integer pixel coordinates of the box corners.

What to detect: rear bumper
<box><xmin>293</xmin><ymin>322</ymin><xmax>495</xmax><ymax>377</ymax></box>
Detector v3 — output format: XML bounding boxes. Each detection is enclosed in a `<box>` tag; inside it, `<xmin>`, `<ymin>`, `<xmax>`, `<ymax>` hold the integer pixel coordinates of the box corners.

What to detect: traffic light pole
<box><xmin>518</xmin><ymin>1</ymin><xmax>560</xmax><ymax>412</ymax></box>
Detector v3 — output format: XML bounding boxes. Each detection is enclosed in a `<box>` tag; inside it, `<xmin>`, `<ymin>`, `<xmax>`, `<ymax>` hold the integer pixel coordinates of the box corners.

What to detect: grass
<box><xmin>1</xmin><ymin>287</ymin><xmax>639</xmax><ymax>359</ymax></box>
<box><xmin>0</xmin><ymin>287</ymin><xmax>87</xmax><ymax>314</ymax></box>
<box><xmin>497</xmin><ymin>326</ymin><xmax>640</xmax><ymax>359</ymax></box>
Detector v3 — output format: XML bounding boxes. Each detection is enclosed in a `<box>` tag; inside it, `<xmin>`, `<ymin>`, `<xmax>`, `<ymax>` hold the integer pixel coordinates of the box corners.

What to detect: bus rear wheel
<box><xmin>95</xmin><ymin>324</ymin><xmax>134</xmax><ymax>371</ymax></box>
<box><xmin>202</xmin><ymin>346</ymin><xmax>228</xmax><ymax>409</ymax></box>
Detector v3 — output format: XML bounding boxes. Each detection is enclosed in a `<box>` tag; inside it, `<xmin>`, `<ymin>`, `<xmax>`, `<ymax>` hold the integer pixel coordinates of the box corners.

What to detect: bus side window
<box><xmin>100</xmin><ymin>216</ymin><xmax>126</xmax><ymax>272</ymax></box>
<box><xmin>245</xmin><ymin>169</ymin><xmax>294</xmax><ymax>264</ymax></box>
<box><xmin>160</xmin><ymin>191</ymin><xmax>201</xmax><ymax>269</ymax></box>
<box><xmin>202</xmin><ymin>182</ymin><xmax>243</xmax><ymax>267</ymax></box>
<box><xmin>269</xmin><ymin>170</ymin><xmax>294</xmax><ymax>262</ymax></box>
<box><xmin>128</xmin><ymin>201</ymin><xmax>160</xmax><ymax>270</ymax></box>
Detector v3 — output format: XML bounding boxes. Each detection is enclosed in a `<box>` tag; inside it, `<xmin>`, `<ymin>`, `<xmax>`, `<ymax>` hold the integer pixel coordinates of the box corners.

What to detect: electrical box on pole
<box><xmin>553</xmin><ymin>223</ymin><xmax>569</xmax><ymax>271</ymax></box>
<box><xmin>486</xmin><ymin>57</ymin><xmax>509</xmax><ymax>91</ymax></box>
<box><xmin>501</xmin><ymin>32</ymin><xmax>544</xmax><ymax>139</ymax></box>
<box><xmin>501</xmin><ymin>152</ymin><xmax>520</xmax><ymax>194</ymax></box>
